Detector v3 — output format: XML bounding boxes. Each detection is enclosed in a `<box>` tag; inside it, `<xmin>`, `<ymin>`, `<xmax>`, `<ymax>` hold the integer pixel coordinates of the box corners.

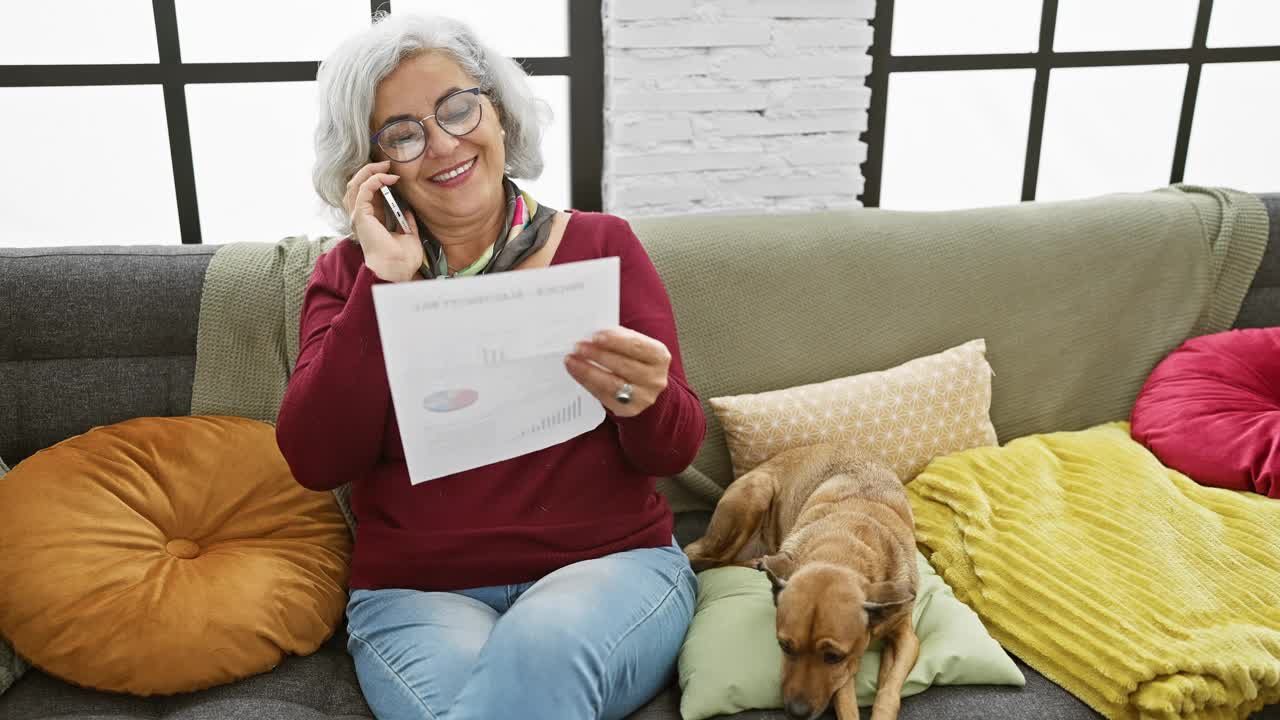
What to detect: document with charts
<box><xmin>371</xmin><ymin>257</ymin><xmax>619</xmax><ymax>484</ymax></box>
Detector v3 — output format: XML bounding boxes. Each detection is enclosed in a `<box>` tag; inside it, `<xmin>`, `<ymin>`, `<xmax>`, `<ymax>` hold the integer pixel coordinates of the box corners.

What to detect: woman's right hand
<box><xmin>344</xmin><ymin>160</ymin><xmax>424</xmax><ymax>283</ymax></box>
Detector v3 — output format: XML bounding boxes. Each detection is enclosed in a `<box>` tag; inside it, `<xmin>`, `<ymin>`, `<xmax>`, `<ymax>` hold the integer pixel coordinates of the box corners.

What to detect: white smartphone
<box><xmin>380</xmin><ymin>185</ymin><xmax>412</xmax><ymax>234</ymax></box>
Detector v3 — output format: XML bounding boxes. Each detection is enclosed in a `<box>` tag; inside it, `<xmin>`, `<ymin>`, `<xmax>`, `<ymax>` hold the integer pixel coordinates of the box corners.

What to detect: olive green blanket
<box><xmin>630</xmin><ymin>185</ymin><xmax>1268</xmax><ymax>511</ymax></box>
<box><xmin>189</xmin><ymin>235</ymin><xmax>352</xmax><ymax>528</ymax></box>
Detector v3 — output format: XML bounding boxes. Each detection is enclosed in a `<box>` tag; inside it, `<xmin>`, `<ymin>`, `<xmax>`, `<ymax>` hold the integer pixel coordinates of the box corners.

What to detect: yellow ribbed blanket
<box><xmin>908</xmin><ymin>422</ymin><xmax>1280</xmax><ymax>720</ymax></box>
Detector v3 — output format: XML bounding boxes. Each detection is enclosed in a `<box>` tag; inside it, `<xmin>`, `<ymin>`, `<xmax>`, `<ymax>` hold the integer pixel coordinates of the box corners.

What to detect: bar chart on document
<box><xmin>371</xmin><ymin>257</ymin><xmax>621</xmax><ymax>483</ymax></box>
<box><xmin>516</xmin><ymin>395</ymin><xmax>584</xmax><ymax>440</ymax></box>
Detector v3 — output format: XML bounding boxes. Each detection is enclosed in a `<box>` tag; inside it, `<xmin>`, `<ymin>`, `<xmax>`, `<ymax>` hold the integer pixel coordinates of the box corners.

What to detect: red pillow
<box><xmin>1131</xmin><ymin>327</ymin><xmax>1280</xmax><ymax>498</ymax></box>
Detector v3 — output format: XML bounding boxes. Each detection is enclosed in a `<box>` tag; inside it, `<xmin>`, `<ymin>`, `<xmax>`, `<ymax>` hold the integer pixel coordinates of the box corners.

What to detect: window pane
<box><xmin>515</xmin><ymin>76</ymin><xmax>572</xmax><ymax>211</ymax></box>
<box><xmin>1184</xmin><ymin>62</ymin><xmax>1280</xmax><ymax>193</ymax></box>
<box><xmin>391</xmin><ymin>0</ymin><xmax>568</xmax><ymax>58</ymax></box>
<box><xmin>1054</xmin><ymin>0</ymin><xmax>1197</xmax><ymax>51</ymax></box>
<box><xmin>175</xmin><ymin>0</ymin><xmax>370</xmax><ymax>63</ymax></box>
<box><xmin>892</xmin><ymin>0</ymin><xmax>1041</xmax><ymax>55</ymax></box>
<box><xmin>1037</xmin><ymin>65</ymin><xmax>1186</xmax><ymax>202</ymax></box>
<box><xmin>0</xmin><ymin>0</ymin><xmax>158</xmax><ymax>64</ymax></box>
<box><xmin>186</xmin><ymin>82</ymin><xmax>335</xmax><ymax>245</ymax></box>
<box><xmin>880</xmin><ymin>70</ymin><xmax>1035</xmax><ymax>211</ymax></box>
<box><xmin>0</xmin><ymin>86</ymin><xmax>179</xmax><ymax>247</ymax></box>
<box><xmin>1207</xmin><ymin>0</ymin><xmax>1280</xmax><ymax>48</ymax></box>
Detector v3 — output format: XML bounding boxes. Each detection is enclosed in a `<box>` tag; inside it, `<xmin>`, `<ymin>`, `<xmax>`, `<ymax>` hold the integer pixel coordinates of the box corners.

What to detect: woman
<box><xmin>275</xmin><ymin>12</ymin><xmax>706</xmax><ymax>720</ymax></box>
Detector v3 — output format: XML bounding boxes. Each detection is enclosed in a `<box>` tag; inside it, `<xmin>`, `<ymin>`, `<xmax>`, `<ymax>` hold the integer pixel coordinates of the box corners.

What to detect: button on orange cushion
<box><xmin>0</xmin><ymin>416</ymin><xmax>352</xmax><ymax>695</ymax></box>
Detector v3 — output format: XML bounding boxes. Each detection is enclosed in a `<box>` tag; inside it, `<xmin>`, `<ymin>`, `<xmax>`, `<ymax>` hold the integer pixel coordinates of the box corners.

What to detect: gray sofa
<box><xmin>2</xmin><ymin>194</ymin><xmax>1279</xmax><ymax>720</ymax></box>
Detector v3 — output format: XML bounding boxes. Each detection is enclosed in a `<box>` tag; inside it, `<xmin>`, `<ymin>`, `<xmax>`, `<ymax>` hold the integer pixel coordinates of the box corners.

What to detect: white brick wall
<box><xmin>602</xmin><ymin>0</ymin><xmax>875</xmax><ymax>217</ymax></box>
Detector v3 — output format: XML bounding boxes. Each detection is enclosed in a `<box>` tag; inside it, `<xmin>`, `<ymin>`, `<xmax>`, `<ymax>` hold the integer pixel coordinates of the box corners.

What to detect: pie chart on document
<box><xmin>423</xmin><ymin>389</ymin><xmax>480</xmax><ymax>413</ymax></box>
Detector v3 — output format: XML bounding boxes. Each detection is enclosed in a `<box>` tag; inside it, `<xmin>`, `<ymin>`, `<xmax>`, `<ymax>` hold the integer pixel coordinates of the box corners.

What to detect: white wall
<box><xmin>602</xmin><ymin>0</ymin><xmax>875</xmax><ymax>218</ymax></box>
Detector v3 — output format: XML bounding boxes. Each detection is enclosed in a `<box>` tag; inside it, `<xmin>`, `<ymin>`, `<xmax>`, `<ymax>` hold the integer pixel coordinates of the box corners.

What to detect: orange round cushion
<box><xmin>0</xmin><ymin>416</ymin><xmax>351</xmax><ymax>695</ymax></box>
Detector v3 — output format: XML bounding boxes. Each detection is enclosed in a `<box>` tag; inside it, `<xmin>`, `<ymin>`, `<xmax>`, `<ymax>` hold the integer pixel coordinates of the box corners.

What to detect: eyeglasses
<box><xmin>371</xmin><ymin>87</ymin><xmax>484</xmax><ymax>163</ymax></box>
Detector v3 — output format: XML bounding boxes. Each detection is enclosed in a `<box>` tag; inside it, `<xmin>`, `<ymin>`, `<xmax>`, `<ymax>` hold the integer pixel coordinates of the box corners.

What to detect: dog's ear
<box><xmin>863</xmin><ymin>580</ymin><xmax>915</xmax><ymax>627</ymax></box>
<box><xmin>755</xmin><ymin>553</ymin><xmax>794</xmax><ymax>603</ymax></box>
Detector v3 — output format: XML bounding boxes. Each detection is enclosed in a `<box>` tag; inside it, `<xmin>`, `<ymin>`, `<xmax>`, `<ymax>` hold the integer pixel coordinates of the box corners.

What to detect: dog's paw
<box><xmin>683</xmin><ymin>540</ymin><xmax>719</xmax><ymax>571</ymax></box>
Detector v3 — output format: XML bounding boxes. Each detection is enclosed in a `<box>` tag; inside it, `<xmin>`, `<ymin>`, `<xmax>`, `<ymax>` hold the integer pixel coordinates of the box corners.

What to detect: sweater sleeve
<box><xmin>606</xmin><ymin>218</ymin><xmax>707</xmax><ymax>476</ymax></box>
<box><xmin>276</xmin><ymin>251</ymin><xmax>392</xmax><ymax>491</ymax></box>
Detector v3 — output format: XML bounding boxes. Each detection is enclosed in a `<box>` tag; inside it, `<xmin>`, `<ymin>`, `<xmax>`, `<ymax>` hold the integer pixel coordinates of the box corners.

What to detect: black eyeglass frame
<box><xmin>370</xmin><ymin>87</ymin><xmax>484</xmax><ymax>163</ymax></box>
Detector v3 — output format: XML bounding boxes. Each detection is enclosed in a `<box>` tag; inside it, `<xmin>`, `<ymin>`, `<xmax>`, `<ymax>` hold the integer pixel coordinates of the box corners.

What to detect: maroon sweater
<box><xmin>275</xmin><ymin>212</ymin><xmax>706</xmax><ymax>591</ymax></box>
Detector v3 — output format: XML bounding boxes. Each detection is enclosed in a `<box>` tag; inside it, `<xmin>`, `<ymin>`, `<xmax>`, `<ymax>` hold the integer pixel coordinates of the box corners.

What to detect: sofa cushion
<box><xmin>677</xmin><ymin>552</ymin><xmax>1022</xmax><ymax>720</ymax></box>
<box><xmin>0</xmin><ymin>245</ymin><xmax>214</xmax><ymax>466</ymax></box>
<box><xmin>1131</xmin><ymin>326</ymin><xmax>1280</xmax><ymax>498</ymax></box>
<box><xmin>0</xmin><ymin>416</ymin><xmax>351</xmax><ymax>695</ymax></box>
<box><xmin>708</xmin><ymin>654</ymin><xmax>1112</xmax><ymax>719</ymax></box>
<box><xmin>709</xmin><ymin>339</ymin><xmax>997</xmax><ymax>482</ymax></box>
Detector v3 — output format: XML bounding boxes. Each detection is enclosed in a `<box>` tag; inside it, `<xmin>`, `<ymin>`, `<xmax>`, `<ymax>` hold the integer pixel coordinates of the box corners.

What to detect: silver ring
<box><xmin>614</xmin><ymin>382</ymin><xmax>634</xmax><ymax>404</ymax></box>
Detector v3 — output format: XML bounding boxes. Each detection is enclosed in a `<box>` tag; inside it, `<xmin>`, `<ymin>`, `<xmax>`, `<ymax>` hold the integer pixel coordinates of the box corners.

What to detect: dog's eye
<box><xmin>778</xmin><ymin>641</ymin><xmax>796</xmax><ymax>656</ymax></box>
<box><xmin>823</xmin><ymin>651</ymin><xmax>846</xmax><ymax>665</ymax></box>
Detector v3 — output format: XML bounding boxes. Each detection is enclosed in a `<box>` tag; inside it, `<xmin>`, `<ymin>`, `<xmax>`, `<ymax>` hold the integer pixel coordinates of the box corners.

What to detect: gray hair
<box><xmin>312</xmin><ymin>12</ymin><xmax>549</xmax><ymax>233</ymax></box>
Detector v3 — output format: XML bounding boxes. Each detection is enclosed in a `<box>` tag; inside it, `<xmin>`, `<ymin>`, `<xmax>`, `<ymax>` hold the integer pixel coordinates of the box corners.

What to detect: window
<box><xmin>0</xmin><ymin>0</ymin><xmax>601</xmax><ymax>245</ymax></box>
<box><xmin>0</xmin><ymin>1</ymin><xmax>159</xmax><ymax>64</ymax></box>
<box><xmin>891</xmin><ymin>0</ymin><xmax>1041</xmax><ymax>56</ymax></box>
<box><xmin>1053</xmin><ymin>0</ymin><xmax>1197</xmax><ymax>52</ymax></box>
<box><xmin>185</xmin><ymin>81</ymin><xmax>331</xmax><ymax>245</ymax></box>
<box><xmin>392</xmin><ymin>0</ymin><xmax>569</xmax><ymax>58</ymax></box>
<box><xmin>174</xmin><ymin>0</ymin><xmax>371</xmax><ymax>64</ymax></box>
<box><xmin>1184</xmin><ymin>61</ymin><xmax>1280</xmax><ymax>192</ymax></box>
<box><xmin>0</xmin><ymin>86</ymin><xmax>180</xmax><ymax>247</ymax></box>
<box><xmin>1206</xmin><ymin>0</ymin><xmax>1280</xmax><ymax>48</ymax></box>
<box><xmin>862</xmin><ymin>0</ymin><xmax>1280</xmax><ymax>209</ymax></box>
<box><xmin>1036</xmin><ymin>65</ymin><xmax>1186</xmax><ymax>202</ymax></box>
<box><xmin>880</xmin><ymin>70</ymin><xmax>1034</xmax><ymax>210</ymax></box>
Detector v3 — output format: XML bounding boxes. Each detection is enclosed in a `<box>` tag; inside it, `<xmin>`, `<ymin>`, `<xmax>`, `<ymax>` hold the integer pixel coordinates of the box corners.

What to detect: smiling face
<box><xmin>369</xmin><ymin>51</ymin><xmax>507</xmax><ymax>227</ymax></box>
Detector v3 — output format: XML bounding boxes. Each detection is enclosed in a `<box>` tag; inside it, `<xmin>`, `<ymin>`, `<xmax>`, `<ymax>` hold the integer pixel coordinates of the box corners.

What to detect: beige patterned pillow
<box><xmin>710</xmin><ymin>339</ymin><xmax>998</xmax><ymax>481</ymax></box>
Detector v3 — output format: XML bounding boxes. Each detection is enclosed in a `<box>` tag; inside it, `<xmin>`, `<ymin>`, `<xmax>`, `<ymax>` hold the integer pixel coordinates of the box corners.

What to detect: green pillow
<box><xmin>0</xmin><ymin>455</ymin><xmax>31</xmax><ymax>698</ymax></box>
<box><xmin>677</xmin><ymin>550</ymin><xmax>1024</xmax><ymax>720</ymax></box>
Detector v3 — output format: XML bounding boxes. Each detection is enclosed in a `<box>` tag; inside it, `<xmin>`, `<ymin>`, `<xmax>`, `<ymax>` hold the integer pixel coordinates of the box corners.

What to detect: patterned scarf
<box><xmin>420</xmin><ymin>177</ymin><xmax>557</xmax><ymax>280</ymax></box>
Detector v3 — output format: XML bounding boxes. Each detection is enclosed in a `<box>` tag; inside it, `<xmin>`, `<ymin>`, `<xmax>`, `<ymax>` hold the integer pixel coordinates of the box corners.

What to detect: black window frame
<box><xmin>859</xmin><ymin>0</ymin><xmax>1280</xmax><ymax>207</ymax></box>
<box><xmin>0</xmin><ymin>0</ymin><xmax>602</xmax><ymax>244</ymax></box>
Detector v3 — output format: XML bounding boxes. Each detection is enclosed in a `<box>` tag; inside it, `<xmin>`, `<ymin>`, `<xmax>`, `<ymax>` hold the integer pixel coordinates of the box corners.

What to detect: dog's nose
<box><xmin>784</xmin><ymin>700</ymin><xmax>812</xmax><ymax>719</ymax></box>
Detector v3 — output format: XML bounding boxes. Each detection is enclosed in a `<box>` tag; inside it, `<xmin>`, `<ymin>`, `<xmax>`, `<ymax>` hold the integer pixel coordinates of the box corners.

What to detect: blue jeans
<box><xmin>345</xmin><ymin>541</ymin><xmax>696</xmax><ymax>720</ymax></box>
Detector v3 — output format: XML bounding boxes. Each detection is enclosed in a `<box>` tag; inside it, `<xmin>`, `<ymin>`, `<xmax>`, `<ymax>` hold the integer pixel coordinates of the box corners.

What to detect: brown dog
<box><xmin>684</xmin><ymin>443</ymin><xmax>920</xmax><ymax>720</ymax></box>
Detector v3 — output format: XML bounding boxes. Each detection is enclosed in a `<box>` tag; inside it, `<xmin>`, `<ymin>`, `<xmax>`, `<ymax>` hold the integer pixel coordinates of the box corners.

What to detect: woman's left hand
<box><xmin>564</xmin><ymin>326</ymin><xmax>671</xmax><ymax>418</ymax></box>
